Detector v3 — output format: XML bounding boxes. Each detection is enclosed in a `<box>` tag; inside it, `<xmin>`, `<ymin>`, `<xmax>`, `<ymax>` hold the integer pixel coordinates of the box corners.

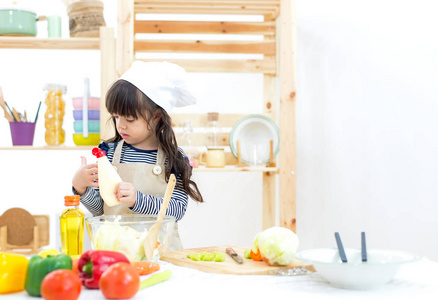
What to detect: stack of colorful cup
<box><xmin>72</xmin><ymin>96</ymin><xmax>101</xmax><ymax>145</ymax></box>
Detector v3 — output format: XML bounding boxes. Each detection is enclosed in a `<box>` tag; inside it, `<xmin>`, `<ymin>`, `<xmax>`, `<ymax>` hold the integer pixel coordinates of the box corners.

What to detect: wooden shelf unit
<box><xmin>115</xmin><ymin>0</ymin><xmax>296</xmax><ymax>231</ymax></box>
<box><xmin>0</xmin><ymin>27</ymin><xmax>117</xmax><ymax>148</ymax></box>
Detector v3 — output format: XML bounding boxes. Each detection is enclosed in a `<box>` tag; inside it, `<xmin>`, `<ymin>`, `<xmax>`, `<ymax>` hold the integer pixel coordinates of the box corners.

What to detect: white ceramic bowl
<box><xmin>296</xmin><ymin>248</ymin><xmax>421</xmax><ymax>289</ymax></box>
<box><xmin>229</xmin><ymin>114</ymin><xmax>279</xmax><ymax>165</ymax></box>
<box><xmin>86</xmin><ymin>214</ymin><xmax>176</xmax><ymax>262</ymax></box>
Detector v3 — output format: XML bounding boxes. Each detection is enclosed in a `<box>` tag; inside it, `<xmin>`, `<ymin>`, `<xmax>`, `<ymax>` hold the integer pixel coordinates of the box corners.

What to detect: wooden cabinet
<box><xmin>115</xmin><ymin>0</ymin><xmax>296</xmax><ymax>231</ymax></box>
<box><xmin>0</xmin><ymin>27</ymin><xmax>116</xmax><ymax>150</ymax></box>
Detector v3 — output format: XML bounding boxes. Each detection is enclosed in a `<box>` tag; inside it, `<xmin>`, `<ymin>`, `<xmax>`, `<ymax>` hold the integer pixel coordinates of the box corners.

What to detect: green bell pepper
<box><xmin>24</xmin><ymin>254</ymin><xmax>72</xmax><ymax>297</ymax></box>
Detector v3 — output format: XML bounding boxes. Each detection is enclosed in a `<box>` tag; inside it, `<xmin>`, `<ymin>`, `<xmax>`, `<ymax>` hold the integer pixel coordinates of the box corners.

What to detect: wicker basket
<box><xmin>67</xmin><ymin>0</ymin><xmax>106</xmax><ymax>37</ymax></box>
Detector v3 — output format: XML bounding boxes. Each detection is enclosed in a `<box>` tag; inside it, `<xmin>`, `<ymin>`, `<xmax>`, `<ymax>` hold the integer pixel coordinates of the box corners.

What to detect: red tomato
<box><xmin>99</xmin><ymin>262</ymin><xmax>140</xmax><ymax>299</ymax></box>
<box><xmin>41</xmin><ymin>269</ymin><xmax>81</xmax><ymax>300</ymax></box>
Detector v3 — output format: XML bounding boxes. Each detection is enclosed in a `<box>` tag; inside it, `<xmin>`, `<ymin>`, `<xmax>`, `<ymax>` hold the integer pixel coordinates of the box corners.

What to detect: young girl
<box><xmin>72</xmin><ymin>61</ymin><xmax>203</xmax><ymax>250</ymax></box>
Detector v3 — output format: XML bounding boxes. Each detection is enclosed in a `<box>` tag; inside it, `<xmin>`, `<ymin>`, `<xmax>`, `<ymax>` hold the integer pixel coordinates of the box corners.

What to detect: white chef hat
<box><xmin>119</xmin><ymin>61</ymin><xmax>197</xmax><ymax>112</ymax></box>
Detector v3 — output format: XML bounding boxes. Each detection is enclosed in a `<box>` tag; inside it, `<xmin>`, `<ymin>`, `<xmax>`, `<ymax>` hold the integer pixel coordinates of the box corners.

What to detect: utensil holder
<box><xmin>9</xmin><ymin>121</ymin><xmax>36</xmax><ymax>146</ymax></box>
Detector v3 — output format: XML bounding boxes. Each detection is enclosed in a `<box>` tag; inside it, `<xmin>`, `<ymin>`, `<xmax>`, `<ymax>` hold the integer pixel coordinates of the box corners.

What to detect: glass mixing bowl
<box><xmin>85</xmin><ymin>214</ymin><xmax>176</xmax><ymax>262</ymax></box>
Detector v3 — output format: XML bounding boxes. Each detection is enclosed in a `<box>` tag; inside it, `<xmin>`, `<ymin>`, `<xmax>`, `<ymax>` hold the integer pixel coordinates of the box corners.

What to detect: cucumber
<box><xmin>187</xmin><ymin>251</ymin><xmax>225</xmax><ymax>262</ymax></box>
<box><xmin>140</xmin><ymin>270</ymin><xmax>172</xmax><ymax>289</ymax></box>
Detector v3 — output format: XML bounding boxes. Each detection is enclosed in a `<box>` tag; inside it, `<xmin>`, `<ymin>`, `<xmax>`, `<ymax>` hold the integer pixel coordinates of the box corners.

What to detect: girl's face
<box><xmin>113</xmin><ymin>112</ymin><xmax>160</xmax><ymax>150</ymax></box>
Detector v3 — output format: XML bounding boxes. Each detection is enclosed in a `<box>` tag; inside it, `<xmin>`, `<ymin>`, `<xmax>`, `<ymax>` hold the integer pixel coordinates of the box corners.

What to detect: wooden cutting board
<box><xmin>161</xmin><ymin>245</ymin><xmax>314</xmax><ymax>275</ymax></box>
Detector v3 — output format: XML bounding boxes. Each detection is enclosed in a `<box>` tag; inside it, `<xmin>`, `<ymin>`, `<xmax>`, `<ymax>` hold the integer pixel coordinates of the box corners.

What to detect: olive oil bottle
<box><xmin>60</xmin><ymin>195</ymin><xmax>84</xmax><ymax>258</ymax></box>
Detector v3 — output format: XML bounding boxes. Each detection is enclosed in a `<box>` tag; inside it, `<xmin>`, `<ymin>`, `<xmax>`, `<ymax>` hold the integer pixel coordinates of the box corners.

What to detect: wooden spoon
<box><xmin>144</xmin><ymin>173</ymin><xmax>176</xmax><ymax>261</ymax></box>
<box><xmin>0</xmin><ymin>87</ymin><xmax>14</xmax><ymax>122</ymax></box>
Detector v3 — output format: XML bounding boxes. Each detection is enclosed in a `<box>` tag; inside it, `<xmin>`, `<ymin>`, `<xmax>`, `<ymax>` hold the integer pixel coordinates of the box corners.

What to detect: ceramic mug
<box><xmin>47</xmin><ymin>15</ymin><xmax>61</xmax><ymax>37</ymax></box>
<box><xmin>200</xmin><ymin>148</ymin><xmax>225</xmax><ymax>168</ymax></box>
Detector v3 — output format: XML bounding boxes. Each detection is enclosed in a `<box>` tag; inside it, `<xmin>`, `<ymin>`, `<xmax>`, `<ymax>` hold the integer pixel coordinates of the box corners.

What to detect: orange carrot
<box><xmin>71</xmin><ymin>258</ymin><xmax>80</xmax><ymax>276</ymax></box>
<box><xmin>250</xmin><ymin>248</ymin><xmax>263</xmax><ymax>261</ymax></box>
<box><xmin>132</xmin><ymin>261</ymin><xmax>160</xmax><ymax>276</ymax></box>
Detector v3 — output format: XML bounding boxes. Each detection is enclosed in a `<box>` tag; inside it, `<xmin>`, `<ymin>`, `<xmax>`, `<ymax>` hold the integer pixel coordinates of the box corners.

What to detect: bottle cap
<box><xmin>207</xmin><ymin>112</ymin><xmax>219</xmax><ymax>122</ymax></box>
<box><xmin>92</xmin><ymin>147</ymin><xmax>106</xmax><ymax>158</ymax></box>
<box><xmin>64</xmin><ymin>195</ymin><xmax>80</xmax><ymax>206</ymax></box>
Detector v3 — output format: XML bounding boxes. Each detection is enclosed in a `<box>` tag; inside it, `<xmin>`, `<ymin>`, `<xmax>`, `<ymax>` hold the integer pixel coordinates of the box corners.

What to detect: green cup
<box><xmin>47</xmin><ymin>15</ymin><xmax>61</xmax><ymax>37</ymax></box>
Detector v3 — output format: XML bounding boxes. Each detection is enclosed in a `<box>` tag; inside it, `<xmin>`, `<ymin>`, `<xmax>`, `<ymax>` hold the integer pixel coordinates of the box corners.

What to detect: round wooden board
<box><xmin>0</xmin><ymin>208</ymin><xmax>36</xmax><ymax>245</ymax></box>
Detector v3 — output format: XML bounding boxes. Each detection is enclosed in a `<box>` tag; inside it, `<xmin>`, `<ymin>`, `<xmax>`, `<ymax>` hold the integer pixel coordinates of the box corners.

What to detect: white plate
<box><xmin>296</xmin><ymin>248</ymin><xmax>421</xmax><ymax>289</ymax></box>
<box><xmin>229</xmin><ymin>115</ymin><xmax>279</xmax><ymax>164</ymax></box>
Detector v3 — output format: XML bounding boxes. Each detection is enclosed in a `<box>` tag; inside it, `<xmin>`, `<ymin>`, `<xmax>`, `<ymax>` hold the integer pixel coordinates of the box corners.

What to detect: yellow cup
<box><xmin>200</xmin><ymin>148</ymin><xmax>226</xmax><ymax>168</ymax></box>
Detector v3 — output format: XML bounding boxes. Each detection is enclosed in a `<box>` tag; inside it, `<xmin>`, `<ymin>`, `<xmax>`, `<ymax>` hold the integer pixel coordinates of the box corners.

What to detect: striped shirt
<box><xmin>77</xmin><ymin>141</ymin><xmax>189</xmax><ymax>221</ymax></box>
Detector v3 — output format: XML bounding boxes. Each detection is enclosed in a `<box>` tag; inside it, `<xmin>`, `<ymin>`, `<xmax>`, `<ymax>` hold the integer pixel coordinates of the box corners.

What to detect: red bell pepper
<box><xmin>77</xmin><ymin>250</ymin><xmax>130</xmax><ymax>289</ymax></box>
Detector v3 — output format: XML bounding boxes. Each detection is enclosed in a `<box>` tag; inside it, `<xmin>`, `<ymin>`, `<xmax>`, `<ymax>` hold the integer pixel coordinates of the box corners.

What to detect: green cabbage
<box><xmin>253</xmin><ymin>227</ymin><xmax>299</xmax><ymax>266</ymax></box>
<box><xmin>94</xmin><ymin>221</ymin><xmax>148</xmax><ymax>261</ymax></box>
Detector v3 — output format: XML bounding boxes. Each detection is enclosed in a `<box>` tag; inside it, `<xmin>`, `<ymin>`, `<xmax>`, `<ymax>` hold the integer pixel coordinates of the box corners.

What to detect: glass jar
<box><xmin>44</xmin><ymin>84</ymin><xmax>67</xmax><ymax>145</ymax></box>
<box><xmin>207</xmin><ymin>112</ymin><xmax>220</xmax><ymax>147</ymax></box>
<box><xmin>181</xmin><ymin>120</ymin><xmax>199</xmax><ymax>167</ymax></box>
<box><xmin>181</xmin><ymin>120</ymin><xmax>193</xmax><ymax>146</ymax></box>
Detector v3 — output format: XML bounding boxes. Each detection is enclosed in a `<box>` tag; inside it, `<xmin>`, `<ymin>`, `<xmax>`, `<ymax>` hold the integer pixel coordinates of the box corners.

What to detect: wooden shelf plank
<box><xmin>193</xmin><ymin>166</ymin><xmax>279</xmax><ymax>172</ymax></box>
<box><xmin>134</xmin><ymin>4</ymin><xmax>278</xmax><ymax>19</ymax></box>
<box><xmin>136</xmin><ymin>58</ymin><xmax>275</xmax><ymax>73</ymax></box>
<box><xmin>135</xmin><ymin>0</ymin><xmax>280</xmax><ymax>4</ymax></box>
<box><xmin>134</xmin><ymin>3</ymin><xmax>278</xmax><ymax>11</ymax></box>
<box><xmin>134</xmin><ymin>39</ymin><xmax>275</xmax><ymax>54</ymax></box>
<box><xmin>0</xmin><ymin>37</ymin><xmax>100</xmax><ymax>50</ymax></box>
<box><xmin>171</xmin><ymin>113</ymin><xmax>246</xmax><ymax>127</ymax></box>
<box><xmin>175</xmin><ymin>132</ymin><xmax>230</xmax><ymax>147</ymax></box>
<box><xmin>0</xmin><ymin>146</ymin><xmax>94</xmax><ymax>150</ymax></box>
<box><xmin>134</xmin><ymin>20</ymin><xmax>275</xmax><ymax>35</ymax></box>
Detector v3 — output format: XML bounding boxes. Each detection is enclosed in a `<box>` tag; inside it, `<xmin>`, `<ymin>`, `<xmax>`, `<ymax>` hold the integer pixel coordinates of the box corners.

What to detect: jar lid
<box><xmin>0</xmin><ymin>1</ymin><xmax>37</xmax><ymax>14</ymax></box>
<box><xmin>0</xmin><ymin>7</ymin><xmax>37</xmax><ymax>14</ymax></box>
<box><xmin>64</xmin><ymin>195</ymin><xmax>80</xmax><ymax>206</ymax></box>
<box><xmin>67</xmin><ymin>0</ymin><xmax>104</xmax><ymax>14</ymax></box>
<box><xmin>207</xmin><ymin>112</ymin><xmax>219</xmax><ymax>122</ymax></box>
<box><xmin>44</xmin><ymin>83</ymin><xmax>67</xmax><ymax>94</ymax></box>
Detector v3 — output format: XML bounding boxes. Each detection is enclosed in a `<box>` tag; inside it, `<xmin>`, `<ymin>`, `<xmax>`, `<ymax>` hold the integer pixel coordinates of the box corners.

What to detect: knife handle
<box><xmin>226</xmin><ymin>247</ymin><xmax>243</xmax><ymax>264</ymax></box>
<box><xmin>226</xmin><ymin>247</ymin><xmax>236</xmax><ymax>255</ymax></box>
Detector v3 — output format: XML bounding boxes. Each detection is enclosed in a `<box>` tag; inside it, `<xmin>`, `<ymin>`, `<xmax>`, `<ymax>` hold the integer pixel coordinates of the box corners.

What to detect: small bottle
<box><xmin>92</xmin><ymin>147</ymin><xmax>122</xmax><ymax>207</ymax></box>
<box><xmin>207</xmin><ymin>112</ymin><xmax>220</xmax><ymax>147</ymax></box>
<box><xmin>181</xmin><ymin>120</ymin><xmax>193</xmax><ymax>146</ymax></box>
<box><xmin>181</xmin><ymin>120</ymin><xmax>199</xmax><ymax>167</ymax></box>
<box><xmin>60</xmin><ymin>195</ymin><xmax>84</xmax><ymax>258</ymax></box>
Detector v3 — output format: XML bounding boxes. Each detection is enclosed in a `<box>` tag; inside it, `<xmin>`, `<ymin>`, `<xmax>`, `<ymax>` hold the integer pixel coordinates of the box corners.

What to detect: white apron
<box><xmin>103</xmin><ymin>140</ymin><xmax>183</xmax><ymax>251</ymax></box>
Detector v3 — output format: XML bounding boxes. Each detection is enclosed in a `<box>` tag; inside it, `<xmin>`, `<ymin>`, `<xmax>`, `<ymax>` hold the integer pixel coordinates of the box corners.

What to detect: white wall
<box><xmin>296</xmin><ymin>0</ymin><xmax>438</xmax><ymax>261</ymax></box>
<box><xmin>1</xmin><ymin>0</ymin><xmax>437</xmax><ymax>261</ymax></box>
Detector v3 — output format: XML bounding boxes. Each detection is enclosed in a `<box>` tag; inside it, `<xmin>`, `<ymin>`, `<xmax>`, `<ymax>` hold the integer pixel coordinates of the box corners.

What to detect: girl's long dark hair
<box><xmin>105</xmin><ymin>80</ymin><xmax>203</xmax><ymax>203</ymax></box>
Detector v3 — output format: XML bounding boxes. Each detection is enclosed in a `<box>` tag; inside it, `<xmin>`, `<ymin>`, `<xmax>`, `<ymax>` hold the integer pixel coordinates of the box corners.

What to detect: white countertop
<box><xmin>1</xmin><ymin>258</ymin><xmax>437</xmax><ymax>299</ymax></box>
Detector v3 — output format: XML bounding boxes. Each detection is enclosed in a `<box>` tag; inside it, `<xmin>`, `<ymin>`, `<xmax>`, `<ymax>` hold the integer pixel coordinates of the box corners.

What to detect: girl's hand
<box><xmin>115</xmin><ymin>182</ymin><xmax>137</xmax><ymax>208</ymax></box>
<box><xmin>72</xmin><ymin>156</ymin><xmax>98</xmax><ymax>195</ymax></box>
